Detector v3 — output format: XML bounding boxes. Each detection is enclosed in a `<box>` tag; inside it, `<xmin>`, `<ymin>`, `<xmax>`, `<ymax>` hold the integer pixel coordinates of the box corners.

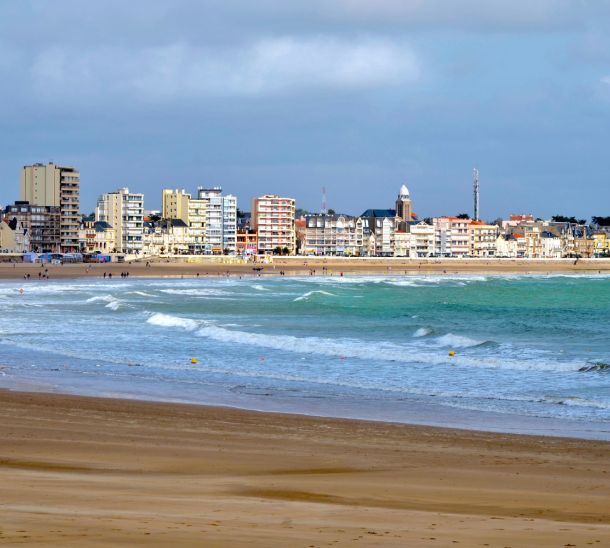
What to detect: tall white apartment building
<box><xmin>433</xmin><ymin>217</ymin><xmax>472</xmax><ymax>257</ymax></box>
<box><xmin>20</xmin><ymin>162</ymin><xmax>80</xmax><ymax>252</ymax></box>
<box><xmin>197</xmin><ymin>187</ymin><xmax>237</xmax><ymax>254</ymax></box>
<box><xmin>95</xmin><ymin>187</ymin><xmax>144</xmax><ymax>254</ymax></box>
<box><xmin>251</xmin><ymin>195</ymin><xmax>296</xmax><ymax>254</ymax></box>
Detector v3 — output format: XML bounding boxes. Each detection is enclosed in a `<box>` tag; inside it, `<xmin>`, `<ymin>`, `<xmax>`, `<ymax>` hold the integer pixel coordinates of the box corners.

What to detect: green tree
<box><xmin>552</xmin><ymin>215</ymin><xmax>586</xmax><ymax>224</ymax></box>
<box><xmin>456</xmin><ymin>213</ymin><xmax>470</xmax><ymax>219</ymax></box>
<box><xmin>591</xmin><ymin>216</ymin><xmax>610</xmax><ymax>226</ymax></box>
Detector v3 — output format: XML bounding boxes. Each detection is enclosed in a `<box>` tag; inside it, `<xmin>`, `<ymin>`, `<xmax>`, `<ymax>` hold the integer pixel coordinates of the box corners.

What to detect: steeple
<box><xmin>396</xmin><ymin>183</ymin><xmax>412</xmax><ymax>222</ymax></box>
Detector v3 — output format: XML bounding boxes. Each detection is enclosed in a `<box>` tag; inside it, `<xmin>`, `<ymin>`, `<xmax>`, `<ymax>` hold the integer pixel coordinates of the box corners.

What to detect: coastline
<box><xmin>1</xmin><ymin>388</ymin><xmax>609</xmax><ymax>546</ymax></box>
<box><xmin>2</xmin><ymin>256</ymin><xmax>610</xmax><ymax>280</ymax></box>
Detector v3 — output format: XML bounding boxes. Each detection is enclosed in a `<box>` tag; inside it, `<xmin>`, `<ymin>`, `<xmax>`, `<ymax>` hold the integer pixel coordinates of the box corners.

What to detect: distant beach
<box><xmin>2</xmin><ymin>256</ymin><xmax>610</xmax><ymax>280</ymax></box>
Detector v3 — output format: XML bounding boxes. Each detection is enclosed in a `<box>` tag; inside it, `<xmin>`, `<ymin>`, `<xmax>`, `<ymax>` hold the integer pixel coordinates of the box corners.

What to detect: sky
<box><xmin>1</xmin><ymin>0</ymin><xmax>609</xmax><ymax>220</ymax></box>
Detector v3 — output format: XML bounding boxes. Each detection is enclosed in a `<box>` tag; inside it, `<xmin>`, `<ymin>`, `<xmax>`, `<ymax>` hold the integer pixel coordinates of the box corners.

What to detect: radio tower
<box><xmin>321</xmin><ymin>186</ymin><xmax>328</xmax><ymax>215</ymax></box>
<box><xmin>473</xmin><ymin>168</ymin><xmax>480</xmax><ymax>221</ymax></box>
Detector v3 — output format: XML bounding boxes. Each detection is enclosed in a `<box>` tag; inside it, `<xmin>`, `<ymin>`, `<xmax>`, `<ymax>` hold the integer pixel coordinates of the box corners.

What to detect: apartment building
<box><xmin>236</xmin><ymin>228</ymin><xmax>258</xmax><ymax>255</ymax></box>
<box><xmin>78</xmin><ymin>219</ymin><xmax>116</xmax><ymax>254</ymax></box>
<box><xmin>304</xmin><ymin>214</ymin><xmax>364</xmax><ymax>256</ymax></box>
<box><xmin>394</xmin><ymin>221</ymin><xmax>435</xmax><ymax>257</ymax></box>
<box><xmin>251</xmin><ymin>195</ymin><xmax>296</xmax><ymax>254</ymax></box>
<box><xmin>162</xmin><ymin>189</ymin><xmax>190</xmax><ymax>223</ymax></box>
<box><xmin>470</xmin><ymin>221</ymin><xmax>499</xmax><ymax>257</ymax></box>
<box><xmin>95</xmin><ymin>188</ymin><xmax>144</xmax><ymax>254</ymax></box>
<box><xmin>433</xmin><ymin>217</ymin><xmax>472</xmax><ymax>257</ymax></box>
<box><xmin>197</xmin><ymin>187</ymin><xmax>237</xmax><ymax>254</ymax></box>
<box><xmin>142</xmin><ymin>219</ymin><xmax>190</xmax><ymax>256</ymax></box>
<box><xmin>4</xmin><ymin>201</ymin><xmax>61</xmax><ymax>253</ymax></box>
<box><xmin>20</xmin><ymin>162</ymin><xmax>80</xmax><ymax>252</ymax></box>
<box><xmin>360</xmin><ymin>210</ymin><xmax>396</xmax><ymax>257</ymax></box>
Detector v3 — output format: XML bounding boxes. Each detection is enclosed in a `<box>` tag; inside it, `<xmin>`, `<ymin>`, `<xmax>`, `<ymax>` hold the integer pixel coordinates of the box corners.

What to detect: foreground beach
<box><xmin>2</xmin><ymin>256</ymin><xmax>610</xmax><ymax>280</ymax></box>
<box><xmin>1</xmin><ymin>390</ymin><xmax>609</xmax><ymax>547</ymax></box>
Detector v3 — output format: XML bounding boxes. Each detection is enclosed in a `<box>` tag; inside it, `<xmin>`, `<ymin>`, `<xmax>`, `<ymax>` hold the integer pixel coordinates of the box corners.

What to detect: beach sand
<box><xmin>1</xmin><ymin>390</ymin><xmax>609</xmax><ymax>547</ymax></box>
<box><xmin>1</xmin><ymin>256</ymin><xmax>610</xmax><ymax>280</ymax></box>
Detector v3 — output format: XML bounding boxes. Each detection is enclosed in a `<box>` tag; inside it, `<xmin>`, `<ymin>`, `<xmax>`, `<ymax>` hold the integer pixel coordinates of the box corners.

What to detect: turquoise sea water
<box><xmin>1</xmin><ymin>274</ymin><xmax>609</xmax><ymax>439</ymax></box>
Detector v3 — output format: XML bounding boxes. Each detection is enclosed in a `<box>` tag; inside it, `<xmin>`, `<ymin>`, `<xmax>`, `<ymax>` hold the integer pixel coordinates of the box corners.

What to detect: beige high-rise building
<box><xmin>162</xmin><ymin>189</ymin><xmax>191</xmax><ymax>224</ymax></box>
<box><xmin>161</xmin><ymin>188</ymin><xmax>207</xmax><ymax>253</ymax></box>
<box><xmin>20</xmin><ymin>162</ymin><xmax>80</xmax><ymax>252</ymax></box>
<box><xmin>95</xmin><ymin>188</ymin><xmax>144</xmax><ymax>254</ymax></box>
<box><xmin>251</xmin><ymin>195</ymin><xmax>296</xmax><ymax>254</ymax></box>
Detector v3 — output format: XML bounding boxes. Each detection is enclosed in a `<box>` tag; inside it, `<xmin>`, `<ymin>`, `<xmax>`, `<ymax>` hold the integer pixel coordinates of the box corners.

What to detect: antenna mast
<box><xmin>321</xmin><ymin>186</ymin><xmax>327</xmax><ymax>215</ymax></box>
<box><xmin>473</xmin><ymin>168</ymin><xmax>480</xmax><ymax>221</ymax></box>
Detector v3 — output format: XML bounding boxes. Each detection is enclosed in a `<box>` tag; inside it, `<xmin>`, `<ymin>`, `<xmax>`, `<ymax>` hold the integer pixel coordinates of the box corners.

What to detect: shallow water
<box><xmin>1</xmin><ymin>274</ymin><xmax>609</xmax><ymax>439</ymax></box>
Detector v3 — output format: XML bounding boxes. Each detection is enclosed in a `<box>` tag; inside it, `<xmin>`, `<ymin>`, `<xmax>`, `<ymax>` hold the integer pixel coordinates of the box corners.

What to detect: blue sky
<box><xmin>1</xmin><ymin>0</ymin><xmax>609</xmax><ymax>219</ymax></box>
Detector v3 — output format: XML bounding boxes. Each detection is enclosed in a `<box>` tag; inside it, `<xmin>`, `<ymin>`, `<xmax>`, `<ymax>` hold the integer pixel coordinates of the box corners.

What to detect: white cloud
<box><xmin>30</xmin><ymin>36</ymin><xmax>419</xmax><ymax>102</ymax></box>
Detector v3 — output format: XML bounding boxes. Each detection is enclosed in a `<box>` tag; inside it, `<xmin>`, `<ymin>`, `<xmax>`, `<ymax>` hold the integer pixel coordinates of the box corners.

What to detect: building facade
<box><xmin>0</xmin><ymin>219</ymin><xmax>17</xmax><ymax>252</ymax></box>
<box><xmin>236</xmin><ymin>229</ymin><xmax>258</xmax><ymax>256</ymax></box>
<box><xmin>4</xmin><ymin>201</ymin><xmax>61</xmax><ymax>253</ymax></box>
<box><xmin>197</xmin><ymin>187</ymin><xmax>237</xmax><ymax>254</ymax></box>
<box><xmin>20</xmin><ymin>162</ymin><xmax>80</xmax><ymax>252</ymax></box>
<box><xmin>251</xmin><ymin>195</ymin><xmax>296</xmax><ymax>254</ymax></box>
<box><xmin>162</xmin><ymin>189</ymin><xmax>190</xmax><ymax>223</ymax></box>
<box><xmin>95</xmin><ymin>188</ymin><xmax>144</xmax><ymax>254</ymax></box>
<box><xmin>433</xmin><ymin>217</ymin><xmax>472</xmax><ymax>257</ymax></box>
<box><xmin>79</xmin><ymin>220</ymin><xmax>116</xmax><ymax>254</ymax></box>
<box><xmin>470</xmin><ymin>221</ymin><xmax>499</xmax><ymax>257</ymax></box>
<box><xmin>304</xmin><ymin>214</ymin><xmax>364</xmax><ymax>256</ymax></box>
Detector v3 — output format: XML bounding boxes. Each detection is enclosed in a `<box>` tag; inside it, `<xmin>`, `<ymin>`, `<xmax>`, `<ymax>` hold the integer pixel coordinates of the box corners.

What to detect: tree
<box><xmin>327</xmin><ymin>208</ymin><xmax>336</xmax><ymax>215</ymax></box>
<box><xmin>273</xmin><ymin>246</ymin><xmax>282</xmax><ymax>255</ymax></box>
<box><xmin>149</xmin><ymin>214</ymin><xmax>161</xmax><ymax>222</ymax></box>
<box><xmin>551</xmin><ymin>215</ymin><xmax>586</xmax><ymax>225</ymax></box>
<box><xmin>591</xmin><ymin>216</ymin><xmax>610</xmax><ymax>227</ymax></box>
<box><xmin>456</xmin><ymin>213</ymin><xmax>470</xmax><ymax>219</ymax></box>
<box><xmin>282</xmin><ymin>247</ymin><xmax>290</xmax><ymax>255</ymax></box>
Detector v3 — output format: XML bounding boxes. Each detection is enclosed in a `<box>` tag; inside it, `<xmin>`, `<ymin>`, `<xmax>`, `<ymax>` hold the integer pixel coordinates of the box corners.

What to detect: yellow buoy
<box><xmin>191</xmin><ymin>357</ymin><xmax>198</xmax><ymax>364</ymax></box>
<box><xmin>448</xmin><ymin>350</ymin><xmax>456</xmax><ymax>357</ymax></box>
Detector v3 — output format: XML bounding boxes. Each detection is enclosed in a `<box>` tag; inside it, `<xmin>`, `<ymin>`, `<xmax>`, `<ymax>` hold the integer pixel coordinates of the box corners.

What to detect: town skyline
<box><xmin>1</xmin><ymin>161</ymin><xmax>609</xmax><ymax>223</ymax></box>
<box><xmin>3</xmin><ymin>162</ymin><xmax>608</xmax><ymax>259</ymax></box>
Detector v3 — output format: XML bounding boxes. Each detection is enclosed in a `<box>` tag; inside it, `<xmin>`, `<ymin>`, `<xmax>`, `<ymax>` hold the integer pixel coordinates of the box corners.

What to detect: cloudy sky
<box><xmin>1</xmin><ymin>0</ymin><xmax>609</xmax><ymax>219</ymax></box>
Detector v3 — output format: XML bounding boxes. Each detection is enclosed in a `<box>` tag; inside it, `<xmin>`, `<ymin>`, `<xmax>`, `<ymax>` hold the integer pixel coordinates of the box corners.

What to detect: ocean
<box><xmin>1</xmin><ymin>274</ymin><xmax>609</xmax><ymax>439</ymax></box>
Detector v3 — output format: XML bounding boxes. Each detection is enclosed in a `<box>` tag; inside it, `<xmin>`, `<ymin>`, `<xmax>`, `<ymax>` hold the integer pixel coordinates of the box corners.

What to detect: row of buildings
<box><xmin>1</xmin><ymin>162</ymin><xmax>609</xmax><ymax>259</ymax></box>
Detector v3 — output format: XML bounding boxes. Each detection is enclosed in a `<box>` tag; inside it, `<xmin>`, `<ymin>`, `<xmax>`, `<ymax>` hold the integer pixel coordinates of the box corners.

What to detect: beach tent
<box><xmin>22</xmin><ymin>251</ymin><xmax>38</xmax><ymax>263</ymax></box>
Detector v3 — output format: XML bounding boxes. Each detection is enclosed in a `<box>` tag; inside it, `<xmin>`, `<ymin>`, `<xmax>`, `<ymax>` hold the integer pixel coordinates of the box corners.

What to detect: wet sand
<box><xmin>1</xmin><ymin>389</ymin><xmax>609</xmax><ymax>547</ymax></box>
<box><xmin>1</xmin><ymin>256</ymin><xmax>610</xmax><ymax>280</ymax></box>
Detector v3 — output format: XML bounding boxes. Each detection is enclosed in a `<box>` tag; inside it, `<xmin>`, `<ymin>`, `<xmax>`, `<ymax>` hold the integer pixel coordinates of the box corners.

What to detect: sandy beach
<box><xmin>1</xmin><ymin>389</ymin><xmax>609</xmax><ymax>547</ymax></box>
<box><xmin>1</xmin><ymin>256</ymin><xmax>610</xmax><ymax>280</ymax></box>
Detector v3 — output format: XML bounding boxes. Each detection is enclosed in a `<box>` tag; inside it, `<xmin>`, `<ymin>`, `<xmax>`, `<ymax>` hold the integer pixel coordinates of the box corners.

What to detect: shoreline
<box><xmin>2</xmin><ymin>256</ymin><xmax>610</xmax><ymax>280</ymax></box>
<box><xmin>1</xmin><ymin>388</ymin><xmax>609</xmax><ymax>546</ymax></box>
<box><xmin>3</xmin><ymin>374</ymin><xmax>609</xmax><ymax>442</ymax></box>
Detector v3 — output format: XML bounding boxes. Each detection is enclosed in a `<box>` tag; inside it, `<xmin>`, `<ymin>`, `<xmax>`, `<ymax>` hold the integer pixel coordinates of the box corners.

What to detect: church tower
<box><xmin>395</xmin><ymin>184</ymin><xmax>412</xmax><ymax>222</ymax></box>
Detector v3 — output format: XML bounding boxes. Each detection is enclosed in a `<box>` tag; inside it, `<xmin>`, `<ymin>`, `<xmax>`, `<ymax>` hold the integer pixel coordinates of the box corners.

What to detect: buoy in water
<box><xmin>19</xmin><ymin>288</ymin><xmax>24</xmax><ymax>294</ymax></box>
<box><xmin>448</xmin><ymin>350</ymin><xmax>456</xmax><ymax>357</ymax></box>
<box><xmin>191</xmin><ymin>357</ymin><xmax>198</xmax><ymax>364</ymax></box>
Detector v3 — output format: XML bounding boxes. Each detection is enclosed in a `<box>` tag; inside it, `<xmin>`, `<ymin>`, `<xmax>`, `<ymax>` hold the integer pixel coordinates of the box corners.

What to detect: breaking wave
<box><xmin>293</xmin><ymin>290</ymin><xmax>336</xmax><ymax>302</ymax></box>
